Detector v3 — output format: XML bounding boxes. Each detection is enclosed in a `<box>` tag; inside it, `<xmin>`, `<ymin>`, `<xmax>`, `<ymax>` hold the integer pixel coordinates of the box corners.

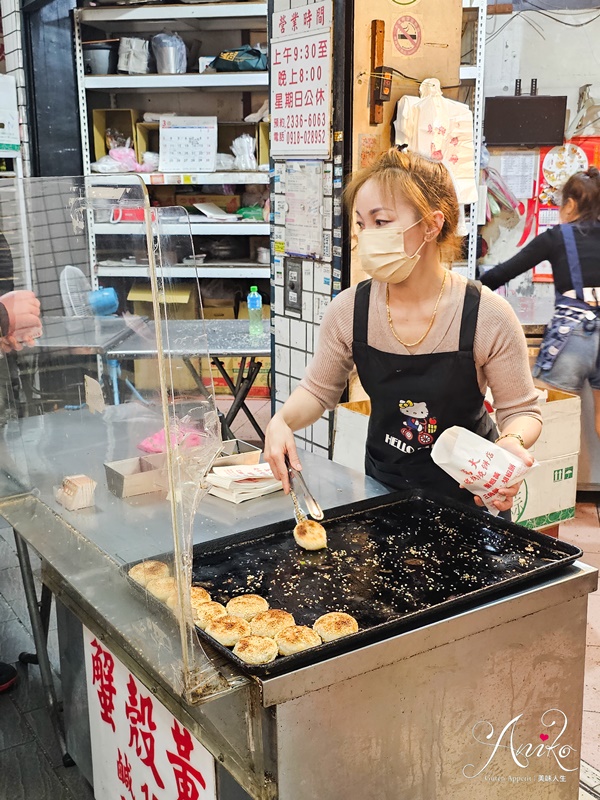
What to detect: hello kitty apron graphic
<box><xmin>398</xmin><ymin>400</ymin><xmax>438</xmax><ymax>447</ymax></box>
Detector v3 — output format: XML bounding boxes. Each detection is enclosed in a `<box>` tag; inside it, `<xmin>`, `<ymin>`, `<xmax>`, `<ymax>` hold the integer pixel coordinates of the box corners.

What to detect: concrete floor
<box><xmin>561</xmin><ymin>501</ymin><xmax>600</xmax><ymax>797</ymax></box>
<box><xmin>0</xmin><ymin>397</ymin><xmax>598</xmax><ymax>799</ymax></box>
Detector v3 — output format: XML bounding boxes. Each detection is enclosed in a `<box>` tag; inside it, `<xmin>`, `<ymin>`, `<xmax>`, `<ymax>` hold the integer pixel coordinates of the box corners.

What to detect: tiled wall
<box><xmin>0</xmin><ymin>178</ymin><xmax>89</xmax><ymax>310</ymax></box>
<box><xmin>0</xmin><ymin>0</ymin><xmax>30</xmax><ymax>175</ymax></box>
<box><xmin>270</xmin><ymin>0</ymin><xmax>339</xmax><ymax>460</ymax></box>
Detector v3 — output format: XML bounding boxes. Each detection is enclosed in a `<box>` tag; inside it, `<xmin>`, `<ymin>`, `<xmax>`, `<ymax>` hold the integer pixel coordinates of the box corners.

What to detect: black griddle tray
<box><xmin>189</xmin><ymin>490</ymin><xmax>582</xmax><ymax>679</ymax></box>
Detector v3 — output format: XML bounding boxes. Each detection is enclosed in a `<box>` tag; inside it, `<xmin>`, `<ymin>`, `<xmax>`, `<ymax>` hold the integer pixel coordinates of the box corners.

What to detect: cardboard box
<box><xmin>105</xmin><ymin>454</ymin><xmax>166</xmax><ymax>498</ymax></box>
<box><xmin>213</xmin><ymin>439</ymin><xmax>261</xmax><ymax>467</ymax></box>
<box><xmin>136</xmin><ymin>121</ymin><xmax>159</xmax><ymax>158</ymax></box>
<box><xmin>174</xmin><ymin>193</ymin><xmax>241</xmax><ymax>214</ymax></box>
<box><xmin>127</xmin><ymin>283</ymin><xmax>201</xmax><ymax>392</ymax></box>
<box><xmin>92</xmin><ymin>109</ymin><xmax>139</xmax><ymax>161</ymax></box>
<box><xmin>530</xmin><ymin>387</ymin><xmax>581</xmax><ymax>462</ymax></box>
<box><xmin>209</xmin><ymin>356</ymin><xmax>236</xmax><ymax>394</ymax></box>
<box><xmin>231</xmin><ymin>356</ymin><xmax>271</xmax><ymax>398</ymax></box>
<box><xmin>237</xmin><ymin>302</ymin><xmax>270</xmax><ymax>320</ymax></box>
<box><xmin>512</xmin><ymin>453</ymin><xmax>578</xmax><ymax>529</ymax></box>
<box><xmin>217</xmin><ymin>121</ymin><xmax>270</xmax><ymax>167</ymax></box>
<box><xmin>203</xmin><ymin>306</ymin><xmax>235</xmax><ymax>320</ymax></box>
<box><xmin>207</xmin><ymin>355</ymin><xmax>271</xmax><ymax>397</ymax></box>
<box><xmin>149</xmin><ymin>185</ymin><xmax>177</xmax><ymax>207</ymax></box>
<box><xmin>258</xmin><ymin>121</ymin><xmax>270</xmax><ymax>166</ymax></box>
<box><xmin>332</xmin><ymin>400</ymin><xmax>371</xmax><ymax>471</ymax></box>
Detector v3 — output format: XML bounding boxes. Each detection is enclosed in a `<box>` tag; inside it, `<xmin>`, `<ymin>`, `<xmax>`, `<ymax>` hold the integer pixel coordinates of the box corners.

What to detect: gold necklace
<box><xmin>386</xmin><ymin>269</ymin><xmax>448</xmax><ymax>349</ymax></box>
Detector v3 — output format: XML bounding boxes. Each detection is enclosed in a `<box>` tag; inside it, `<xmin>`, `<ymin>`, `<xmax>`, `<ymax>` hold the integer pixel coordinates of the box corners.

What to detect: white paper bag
<box><xmin>431</xmin><ymin>426</ymin><xmax>535</xmax><ymax>515</ymax></box>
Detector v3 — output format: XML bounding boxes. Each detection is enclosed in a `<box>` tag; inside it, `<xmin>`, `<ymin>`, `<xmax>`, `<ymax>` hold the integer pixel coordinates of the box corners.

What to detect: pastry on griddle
<box><xmin>146</xmin><ymin>577</ymin><xmax>177</xmax><ymax>602</ymax></box>
<box><xmin>128</xmin><ymin>560</ymin><xmax>170</xmax><ymax>587</ymax></box>
<box><xmin>276</xmin><ymin>625</ymin><xmax>322</xmax><ymax>656</ymax></box>
<box><xmin>166</xmin><ymin>585</ymin><xmax>211</xmax><ymax>613</ymax></box>
<box><xmin>226</xmin><ymin>594</ymin><xmax>269</xmax><ymax>622</ymax></box>
<box><xmin>313</xmin><ymin>612</ymin><xmax>359</xmax><ymax>642</ymax></box>
<box><xmin>193</xmin><ymin>601</ymin><xmax>227</xmax><ymax>630</ymax></box>
<box><xmin>251</xmin><ymin>609</ymin><xmax>296</xmax><ymax>638</ymax></box>
<box><xmin>233</xmin><ymin>635</ymin><xmax>278</xmax><ymax>665</ymax></box>
<box><xmin>190</xmin><ymin>586</ymin><xmax>211</xmax><ymax>607</ymax></box>
<box><xmin>205</xmin><ymin>615</ymin><xmax>251</xmax><ymax>647</ymax></box>
<box><xmin>293</xmin><ymin>519</ymin><xmax>327</xmax><ymax>551</ymax></box>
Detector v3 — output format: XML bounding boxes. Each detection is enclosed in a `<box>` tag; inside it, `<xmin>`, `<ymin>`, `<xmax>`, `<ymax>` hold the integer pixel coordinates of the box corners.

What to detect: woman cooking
<box><xmin>480</xmin><ymin>167</ymin><xmax>600</xmax><ymax>439</ymax></box>
<box><xmin>265</xmin><ymin>148</ymin><xmax>542</xmax><ymax>515</ymax></box>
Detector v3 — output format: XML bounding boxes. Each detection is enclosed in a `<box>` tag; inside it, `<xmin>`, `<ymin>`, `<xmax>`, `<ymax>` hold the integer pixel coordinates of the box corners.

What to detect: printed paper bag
<box><xmin>431</xmin><ymin>426</ymin><xmax>535</xmax><ymax>515</ymax></box>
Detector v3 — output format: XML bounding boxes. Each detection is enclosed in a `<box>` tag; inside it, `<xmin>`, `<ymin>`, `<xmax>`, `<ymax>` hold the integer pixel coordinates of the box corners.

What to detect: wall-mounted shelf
<box><xmin>79</xmin><ymin>2</ymin><xmax>268</xmax><ymax>33</ymax></box>
<box><xmin>94</xmin><ymin>221</ymin><xmax>270</xmax><ymax>236</ymax></box>
<box><xmin>141</xmin><ymin>171</ymin><xmax>270</xmax><ymax>186</ymax></box>
<box><xmin>459</xmin><ymin>65</ymin><xmax>478</xmax><ymax>82</ymax></box>
<box><xmin>97</xmin><ymin>262</ymin><xmax>271</xmax><ymax>279</ymax></box>
<box><xmin>84</xmin><ymin>73</ymin><xmax>269</xmax><ymax>93</ymax></box>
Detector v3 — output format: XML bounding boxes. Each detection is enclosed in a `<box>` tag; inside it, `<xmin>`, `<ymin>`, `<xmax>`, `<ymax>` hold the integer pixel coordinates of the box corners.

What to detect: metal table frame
<box><xmin>105</xmin><ymin>318</ymin><xmax>271</xmax><ymax>442</ymax></box>
<box><xmin>12</xmin><ymin>529</ymin><xmax>73</xmax><ymax>765</ymax></box>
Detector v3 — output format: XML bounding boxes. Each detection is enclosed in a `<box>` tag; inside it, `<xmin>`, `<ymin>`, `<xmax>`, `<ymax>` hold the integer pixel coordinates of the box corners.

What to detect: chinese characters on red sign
<box><xmin>272</xmin><ymin>1</ymin><xmax>331</xmax><ymax>40</ymax></box>
<box><xmin>125</xmin><ymin>675</ymin><xmax>165</xmax><ymax>789</ymax></box>
<box><xmin>167</xmin><ymin>721</ymin><xmax>207</xmax><ymax>800</ymax></box>
<box><xmin>91</xmin><ymin>638</ymin><xmax>117</xmax><ymax>732</ymax></box>
<box><xmin>270</xmin><ymin>31</ymin><xmax>332</xmax><ymax>157</ymax></box>
<box><xmin>85</xmin><ymin>628</ymin><xmax>216</xmax><ymax>800</ymax></box>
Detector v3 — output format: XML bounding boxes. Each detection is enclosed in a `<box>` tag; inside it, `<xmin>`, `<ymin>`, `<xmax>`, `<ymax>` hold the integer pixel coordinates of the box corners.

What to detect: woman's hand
<box><xmin>473</xmin><ymin>435</ymin><xmax>534</xmax><ymax>513</ymax></box>
<box><xmin>264</xmin><ymin>412</ymin><xmax>302</xmax><ymax>494</ymax></box>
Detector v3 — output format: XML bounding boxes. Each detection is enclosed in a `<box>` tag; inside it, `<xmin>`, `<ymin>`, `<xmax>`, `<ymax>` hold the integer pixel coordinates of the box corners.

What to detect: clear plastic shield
<box><xmin>0</xmin><ymin>175</ymin><xmax>247</xmax><ymax>704</ymax></box>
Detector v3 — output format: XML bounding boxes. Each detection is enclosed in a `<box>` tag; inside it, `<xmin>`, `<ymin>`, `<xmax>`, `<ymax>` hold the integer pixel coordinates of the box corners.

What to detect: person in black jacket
<box><xmin>480</xmin><ymin>168</ymin><xmax>600</xmax><ymax>436</ymax></box>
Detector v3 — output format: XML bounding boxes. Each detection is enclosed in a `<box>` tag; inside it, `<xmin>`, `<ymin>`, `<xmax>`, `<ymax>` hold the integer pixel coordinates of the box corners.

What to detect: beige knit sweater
<box><xmin>300</xmin><ymin>271</ymin><xmax>542</xmax><ymax>430</ymax></box>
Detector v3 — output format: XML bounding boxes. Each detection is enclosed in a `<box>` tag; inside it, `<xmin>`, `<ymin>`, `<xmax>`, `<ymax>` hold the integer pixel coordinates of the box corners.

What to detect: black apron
<box><xmin>352</xmin><ymin>278</ymin><xmax>496</xmax><ymax>507</ymax></box>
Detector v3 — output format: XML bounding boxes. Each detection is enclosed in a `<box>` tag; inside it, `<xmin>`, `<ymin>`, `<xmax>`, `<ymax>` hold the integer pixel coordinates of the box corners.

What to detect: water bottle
<box><xmin>247</xmin><ymin>286</ymin><xmax>263</xmax><ymax>336</ymax></box>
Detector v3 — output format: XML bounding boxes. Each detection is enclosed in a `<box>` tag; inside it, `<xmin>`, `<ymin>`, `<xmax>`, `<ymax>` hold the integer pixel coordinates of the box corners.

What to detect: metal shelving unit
<box><xmin>93</xmin><ymin>221</ymin><xmax>269</xmax><ymax>236</ymax></box>
<box><xmin>78</xmin><ymin>2</ymin><xmax>268</xmax><ymax>32</ymax></box>
<box><xmin>461</xmin><ymin>0</ymin><xmax>486</xmax><ymax>279</ymax></box>
<box><xmin>73</xmin><ymin>2</ymin><xmax>270</xmax><ymax>283</ymax></box>
<box><xmin>83</xmin><ymin>72</ymin><xmax>268</xmax><ymax>92</ymax></box>
<box><xmin>141</xmin><ymin>171</ymin><xmax>269</xmax><ymax>186</ymax></box>
<box><xmin>97</xmin><ymin>262</ymin><xmax>271</xmax><ymax>279</ymax></box>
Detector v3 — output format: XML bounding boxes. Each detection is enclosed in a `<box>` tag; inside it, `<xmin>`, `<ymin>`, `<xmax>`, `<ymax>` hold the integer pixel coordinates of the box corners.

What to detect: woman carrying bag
<box><xmin>481</xmin><ymin>168</ymin><xmax>600</xmax><ymax>437</ymax></box>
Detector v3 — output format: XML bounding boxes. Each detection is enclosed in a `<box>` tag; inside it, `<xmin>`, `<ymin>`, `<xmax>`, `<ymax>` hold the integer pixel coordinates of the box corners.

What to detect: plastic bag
<box><xmin>395</xmin><ymin>78</ymin><xmax>477</xmax><ymax>205</ymax></box>
<box><xmin>118</xmin><ymin>37</ymin><xmax>150</xmax><ymax>75</ymax></box>
<box><xmin>211</xmin><ymin>45</ymin><xmax>267</xmax><ymax>73</ymax></box>
<box><xmin>216</xmin><ymin>153</ymin><xmax>236</xmax><ymax>170</ymax></box>
<box><xmin>91</xmin><ymin>155</ymin><xmax>127</xmax><ymax>174</ymax></box>
<box><xmin>237</xmin><ymin>205</ymin><xmax>264</xmax><ymax>221</ymax></box>
<box><xmin>151</xmin><ymin>32</ymin><xmax>187</xmax><ymax>75</ymax></box>
<box><xmin>230</xmin><ymin>133</ymin><xmax>257</xmax><ymax>170</ymax></box>
<box><xmin>431</xmin><ymin>426</ymin><xmax>536</xmax><ymax>515</ymax></box>
<box><xmin>92</xmin><ymin>148</ymin><xmax>155</xmax><ymax>174</ymax></box>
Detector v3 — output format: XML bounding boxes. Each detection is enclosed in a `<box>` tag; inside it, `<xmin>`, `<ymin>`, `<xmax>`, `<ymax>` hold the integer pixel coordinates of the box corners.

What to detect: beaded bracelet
<box><xmin>495</xmin><ymin>432</ymin><xmax>526</xmax><ymax>449</ymax></box>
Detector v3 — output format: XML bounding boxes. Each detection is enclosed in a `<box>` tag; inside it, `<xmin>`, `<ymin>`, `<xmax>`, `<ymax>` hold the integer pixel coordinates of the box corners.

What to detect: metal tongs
<box><xmin>285</xmin><ymin>454</ymin><xmax>324</xmax><ymax>524</ymax></box>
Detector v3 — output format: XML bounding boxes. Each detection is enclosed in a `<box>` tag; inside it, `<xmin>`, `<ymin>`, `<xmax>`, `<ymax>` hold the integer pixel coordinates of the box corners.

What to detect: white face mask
<box><xmin>357</xmin><ymin>220</ymin><xmax>426</xmax><ymax>284</ymax></box>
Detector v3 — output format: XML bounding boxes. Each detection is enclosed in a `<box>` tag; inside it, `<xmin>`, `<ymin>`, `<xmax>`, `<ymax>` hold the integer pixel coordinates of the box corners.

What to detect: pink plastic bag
<box><xmin>138</xmin><ymin>424</ymin><xmax>205</xmax><ymax>454</ymax></box>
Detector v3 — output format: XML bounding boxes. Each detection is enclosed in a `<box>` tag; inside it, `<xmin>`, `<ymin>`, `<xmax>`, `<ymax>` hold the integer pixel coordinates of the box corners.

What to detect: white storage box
<box><xmin>105</xmin><ymin>454</ymin><xmax>166</xmax><ymax>498</ymax></box>
<box><xmin>530</xmin><ymin>387</ymin><xmax>581</xmax><ymax>462</ymax></box>
<box><xmin>512</xmin><ymin>453</ymin><xmax>578</xmax><ymax>529</ymax></box>
<box><xmin>332</xmin><ymin>401</ymin><xmax>370</xmax><ymax>472</ymax></box>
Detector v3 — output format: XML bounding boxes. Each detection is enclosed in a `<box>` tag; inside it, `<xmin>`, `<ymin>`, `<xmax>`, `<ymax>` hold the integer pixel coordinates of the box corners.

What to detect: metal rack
<box><xmin>461</xmin><ymin>0</ymin><xmax>486</xmax><ymax>279</ymax></box>
<box><xmin>73</xmin><ymin>2</ymin><xmax>270</xmax><ymax>282</ymax></box>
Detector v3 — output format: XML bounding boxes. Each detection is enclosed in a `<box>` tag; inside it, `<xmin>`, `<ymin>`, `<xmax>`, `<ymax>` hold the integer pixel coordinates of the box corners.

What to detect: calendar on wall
<box><xmin>158</xmin><ymin>116</ymin><xmax>218</xmax><ymax>173</ymax></box>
